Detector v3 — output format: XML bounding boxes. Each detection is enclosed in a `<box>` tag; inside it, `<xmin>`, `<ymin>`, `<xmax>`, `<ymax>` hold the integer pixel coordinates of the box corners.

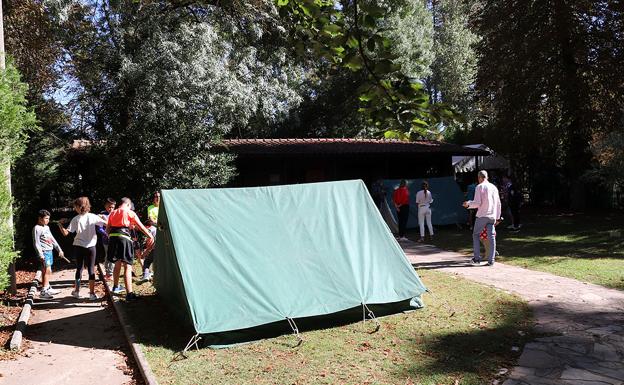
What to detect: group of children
<box><xmin>32</xmin><ymin>192</ymin><xmax>160</xmax><ymax>301</ymax></box>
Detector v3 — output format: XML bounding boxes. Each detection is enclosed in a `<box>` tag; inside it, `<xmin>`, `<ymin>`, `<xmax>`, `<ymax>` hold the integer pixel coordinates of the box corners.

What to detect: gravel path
<box><xmin>402</xmin><ymin>240</ymin><xmax>624</xmax><ymax>385</ymax></box>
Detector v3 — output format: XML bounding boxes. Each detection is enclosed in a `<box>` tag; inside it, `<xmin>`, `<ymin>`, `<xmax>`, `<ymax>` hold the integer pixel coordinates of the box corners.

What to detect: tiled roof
<box><xmin>218</xmin><ymin>138</ymin><xmax>488</xmax><ymax>156</ymax></box>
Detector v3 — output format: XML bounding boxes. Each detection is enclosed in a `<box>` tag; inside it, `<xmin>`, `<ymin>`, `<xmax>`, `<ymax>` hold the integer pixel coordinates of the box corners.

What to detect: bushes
<box><xmin>0</xmin><ymin>61</ymin><xmax>38</xmax><ymax>291</ymax></box>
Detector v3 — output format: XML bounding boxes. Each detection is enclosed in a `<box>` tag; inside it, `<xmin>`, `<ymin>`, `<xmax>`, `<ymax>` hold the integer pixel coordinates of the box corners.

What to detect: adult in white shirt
<box><xmin>58</xmin><ymin>197</ymin><xmax>107</xmax><ymax>300</ymax></box>
<box><xmin>415</xmin><ymin>181</ymin><xmax>434</xmax><ymax>242</ymax></box>
<box><xmin>462</xmin><ymin>170</ymin><xmax>502</xmax><ymax>265</ymax></box>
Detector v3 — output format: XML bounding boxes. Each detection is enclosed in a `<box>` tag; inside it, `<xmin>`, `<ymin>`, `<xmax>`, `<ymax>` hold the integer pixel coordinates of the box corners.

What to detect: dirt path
<box><xmin>402</xmin><ymin>240</ymin><xmax>624</xmax><ymax>385</ymax></box>
<box><xmin>0</xmin><ymin>269</ymin><xmax>136</xmax><ymax>385</ymax></box>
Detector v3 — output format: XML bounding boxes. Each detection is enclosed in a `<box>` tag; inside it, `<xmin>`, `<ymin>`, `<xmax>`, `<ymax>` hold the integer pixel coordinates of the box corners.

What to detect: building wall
<box><xmin>229</xmin><ymin>154</ymin><xmax>454</xmax><ymax>187</ymax></box>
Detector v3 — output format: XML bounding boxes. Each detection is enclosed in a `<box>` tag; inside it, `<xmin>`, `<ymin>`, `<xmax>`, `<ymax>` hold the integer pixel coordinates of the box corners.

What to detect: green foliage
<box><xmin>430</xmin><ymin>0</ymin><xmax>479</xmax><ymax>119</ymax></box>
<box><xmin>0</xmin><ymin>61</ymin><xmax>38</xmax><ymax>290</ymax></box>
<box><xmin>474</xmin><ymin>0</ymin><xmax>623</xmax><ymax>203</ymax></box>
<box><xmin>386</xmin><ymin>0</ymin><xmax>434</xmax><ymax>80</ymax></box>
<box><xmin>588</xmin><ymin>131</ymin><xmax>624</xmax><ymax>188</ymax></box>
<box><xmin>277</xmin><ymin>0</ymin><xmax>460</xmax><ymax>138</ymax></box>
<box><xmin>12</xmin><ymin>133</ymin><xmax>66</xmax><ymax>255</ymax></box>
<box><xmin>55</xmin><ymin>1</ymin><xmax>314</xmax><ymax>201</ymax></box>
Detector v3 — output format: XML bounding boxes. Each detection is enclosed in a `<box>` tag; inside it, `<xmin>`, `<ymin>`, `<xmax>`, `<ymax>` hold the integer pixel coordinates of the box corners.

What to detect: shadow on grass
<box><xmin>410</xmin><ymin>303</ymin><xmax>624</xmax><ymax>383</ymax></box>
<box><xmin>396</xmin><ymin>298</ymin><xmax>533</xmax><ymax>382</ymax></box>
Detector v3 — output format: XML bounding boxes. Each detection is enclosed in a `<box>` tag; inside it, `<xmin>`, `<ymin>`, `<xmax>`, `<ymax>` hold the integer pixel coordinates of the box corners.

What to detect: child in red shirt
<box><xmin>107</xmin><ymin>197</ymin><xmax>154</xmax><ymax>301</ymax></box>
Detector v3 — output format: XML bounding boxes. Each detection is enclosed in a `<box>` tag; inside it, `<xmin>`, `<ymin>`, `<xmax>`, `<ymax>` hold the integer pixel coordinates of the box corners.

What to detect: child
<box><xmin>138</xmin><ymin>218</ymin><xmax>157</xmax><ymax>281</ymax></box>
<box><xmin>107</xmin><ymin>197</ymin><xmax>154</xmax><ymax>301</ymax></box>
<box><xmin>32</xmin><ymin>210</ymin><xmax>65</xmax><ymax>299</ymax></box>
<box><xmin>147</xmin><ymin>191</ymin><xmax>160</xmax><ymax>224</ymax></box>
<box><xmin>96</xmin><ymin>198</ymin><xmax>116</xmax><ymax>280</ymax></box>
<box><xmin>58</xmin><ymin>197</ymin><xmax>107</xmax><ymax>300</ymax></box>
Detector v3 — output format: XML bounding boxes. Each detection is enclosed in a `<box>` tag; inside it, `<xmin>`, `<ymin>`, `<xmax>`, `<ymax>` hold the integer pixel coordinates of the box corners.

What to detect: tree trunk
<box><xmin>552</xmin><ymin>0</ymin><xmax>591</xmax><ymax>210</ymax></box>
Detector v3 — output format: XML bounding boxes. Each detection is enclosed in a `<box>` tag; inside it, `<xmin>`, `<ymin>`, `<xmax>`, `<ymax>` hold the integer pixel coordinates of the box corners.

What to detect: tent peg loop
<box><xmin>286</xmin><ymin>317</ymin><xmax>304</xmax><ymax>347</ymax></box>
<box><xmin>362</xmin><ymin>303</ymin><xmax>381</xmax><ymax>333</ymax></box>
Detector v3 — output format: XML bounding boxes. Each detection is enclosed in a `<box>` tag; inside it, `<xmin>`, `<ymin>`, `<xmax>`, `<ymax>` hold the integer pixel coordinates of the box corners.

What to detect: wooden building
<box><xmin>217</xmin><ymin>138</ymin><xmax>487</xmax><ymax>187</ymax></box>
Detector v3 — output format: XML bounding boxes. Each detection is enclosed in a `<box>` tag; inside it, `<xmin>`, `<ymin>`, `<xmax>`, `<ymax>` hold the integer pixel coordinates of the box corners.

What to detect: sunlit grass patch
<box><xmin>428</xmin><ymin>209</ymin><xmax>624</xmax><ymax>289</ymax></box>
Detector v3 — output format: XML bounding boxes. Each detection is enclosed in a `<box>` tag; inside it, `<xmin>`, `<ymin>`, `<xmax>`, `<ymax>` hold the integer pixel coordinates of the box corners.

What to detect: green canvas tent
<box><xmin>154</xmin><ymin>180</ymin><xmax>426</xmax><ymax>345</ymax></box>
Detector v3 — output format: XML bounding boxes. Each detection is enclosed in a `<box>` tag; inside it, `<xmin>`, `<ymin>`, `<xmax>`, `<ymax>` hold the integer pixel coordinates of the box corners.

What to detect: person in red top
<box><xmin>393</xmin><ymin>180</ymin><xmax>410</xmax><ymax>240</ymax></box>
<box><xmin>107</xmin><ymin>197</ymin><xmax>154</xmax><ymax>300</ymax></box>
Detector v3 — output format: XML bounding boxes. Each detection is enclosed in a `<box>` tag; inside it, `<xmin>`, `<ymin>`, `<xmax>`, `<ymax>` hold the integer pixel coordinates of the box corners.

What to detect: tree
<box><xmin>49</xmin><ymin>1</ymin><xmax>317</xmax><ymax>203</ymax></box>
<box><xmin>474</xmin><ymin>0</ymin><xmax>623</xmax><ymax>207</ymax></box>
<box><xmin>428</xmin><ymin>0</ymin><xmax>479</xmax><ymax>120</ymax></box>
<box><xmin>277</xmin><ymin>0</ymin><xmax>460</xmax><ymax>139</ymax></box>
<box><xmin>0</xmin><ymin>61</ymin><xmax>37</xmax><ymax>291</ymax></box>
<box><xmin>4</xmin><ymin>0</ymin><xmax>73</xmax><ymax>256</ymax></box>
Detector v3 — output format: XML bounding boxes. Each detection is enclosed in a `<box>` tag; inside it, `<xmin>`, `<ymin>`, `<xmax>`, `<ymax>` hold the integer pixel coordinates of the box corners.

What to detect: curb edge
<box><xmin>9</xmin><ymin>270</ymin><xmax>41</xmax><ymax>351</ymax></box>
<box><xmin>98</xmin><ymin>263</ymin><xmax>160</xmax><ymax>385</ymax></box>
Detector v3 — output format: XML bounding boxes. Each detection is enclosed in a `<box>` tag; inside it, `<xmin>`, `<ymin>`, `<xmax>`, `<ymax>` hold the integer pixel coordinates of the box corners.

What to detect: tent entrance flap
<box><xmin>154</xmin><ymin>180</ymin><xmax>427</xmax><ymax>346</ymax></box>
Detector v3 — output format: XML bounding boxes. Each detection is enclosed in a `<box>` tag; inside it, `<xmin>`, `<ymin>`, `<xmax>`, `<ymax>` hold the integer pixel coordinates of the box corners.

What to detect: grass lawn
<box><xmin>125</xmin><ymin>267</ymin><xmax>532</xmax><ymax>385</ymax></box>
<box><xmin>421</xmin><ymin>209</ymin><xmax>624</xmax><ymax>290</ymax></box>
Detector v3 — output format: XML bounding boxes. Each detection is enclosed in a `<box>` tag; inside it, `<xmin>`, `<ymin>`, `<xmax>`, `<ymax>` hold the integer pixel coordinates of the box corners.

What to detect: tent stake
<box><xmin>286</xmin><ymin>317</ymin><xmax>303</xmax><ymax>347</ymax></box>
<box><xmin>362</xmin><ymin>303</ymin><xmax>380</xmax><ymax>333</ymax></box>
<box><xmin>172</xmin><ymin>333</ymin><xmax>202</xmax><ymax>361</ymax></box>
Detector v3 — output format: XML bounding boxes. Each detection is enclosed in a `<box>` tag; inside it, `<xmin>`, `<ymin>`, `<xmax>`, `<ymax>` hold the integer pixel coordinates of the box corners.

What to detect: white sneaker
<box><xmin>506</xmin><ymin>224</ymin><xmax>515</xmax><ymax>229</ymax></box>
<box><xmin>39</xmin><ymin>290</ymin><xmax>54</xmax><ymax>299</ymax></box>
<box><xmin>71</xmin><ymin>290</ymin><xmax>81</xmax><ymax>299</ymax></box>
<box><xmin>399</xmin><ymin>236</ymin><xmax>409</xmax><ymax>241</ymax></box>
<box><xmin>89</xmin><ymin>293</ymin><xmax>98</xmax><ymax>301</ymax></box>
<box><xmin>46</xmin><ymin>287</ymin><xmax>60</xmax><ymax>295</ymax></box>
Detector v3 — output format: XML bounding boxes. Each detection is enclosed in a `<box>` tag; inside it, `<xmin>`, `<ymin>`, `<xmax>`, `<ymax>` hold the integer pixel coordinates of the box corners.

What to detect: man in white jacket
<box><xmin>463</xmin><ymin>170</ymin><xmax>502</xmax><ymax>266</ymax></box>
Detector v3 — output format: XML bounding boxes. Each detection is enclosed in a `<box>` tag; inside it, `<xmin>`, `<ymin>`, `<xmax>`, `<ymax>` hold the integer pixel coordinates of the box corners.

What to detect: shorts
<box><xmin>109</xmin><ymin>235</ymin><xmax>135</xmax><ymax>265</ymax></box>
<box><xmin>42</xmin><ymin>250</ymin><xmax>53</xmax><ymax>268</ymax></box>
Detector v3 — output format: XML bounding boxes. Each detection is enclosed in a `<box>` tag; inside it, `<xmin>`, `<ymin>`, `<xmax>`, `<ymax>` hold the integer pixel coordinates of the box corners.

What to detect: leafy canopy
<box><xmin>276</xmin><ymin>0</ymin><xmax>460</xmax><ymax>139</ymax></box>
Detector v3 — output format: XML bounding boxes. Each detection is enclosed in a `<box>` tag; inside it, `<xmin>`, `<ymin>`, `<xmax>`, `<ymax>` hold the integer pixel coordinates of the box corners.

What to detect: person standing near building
<box><xmin>393</xmin><ymin>180</ymin><xmax>410</xmax><ymax>241</ymax></box>
<box><xmin>370</xmin><ymin>179</ymin><xmax>385</xmax><ymax>210</ymax></box>
<box><xmin>466</xmin><ymin>177</ymin><xmax>477</xmax><ymax>230</ymax></box>
<box><xmin>463</xmin><ymin>170</ymin><xmax>502</xmax><ymax>266</ymax></box>
<box><xmin>509</xmin><ymin>179</ymin><xmax>523</xmax><ymax>230</ymax></box>
<box><xmin>415</xmin><ymin>181</ymin><xmax>434</xmax><ymax>242</ymax></box>
<box><xmin>501</xmin><ymin>175</ymin><xmax>514</xmax><ymax>229</ymax></box>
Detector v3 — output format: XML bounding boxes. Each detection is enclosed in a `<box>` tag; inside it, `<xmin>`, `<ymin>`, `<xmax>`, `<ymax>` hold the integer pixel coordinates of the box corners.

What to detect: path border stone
<box><xmin>97</xmin><ymin>263</ymin><xmax>159</xmax><ymax>385</ymax></box>
<box><xmin>9</xmin><ymin>270</ymin><xmax>41</xmax><ymax>351</ymax></box>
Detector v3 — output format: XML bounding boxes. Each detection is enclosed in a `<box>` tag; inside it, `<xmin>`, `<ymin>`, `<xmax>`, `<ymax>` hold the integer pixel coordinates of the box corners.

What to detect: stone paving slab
<box><xmin>0</xmin><ymin>269</ymin><xmax>135</xmax><ymax>385</ymax></box>
<box><xmin>401</xmin><ymin>241</ymin><xmax>624</xmax><ymax>385</ymax></box>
